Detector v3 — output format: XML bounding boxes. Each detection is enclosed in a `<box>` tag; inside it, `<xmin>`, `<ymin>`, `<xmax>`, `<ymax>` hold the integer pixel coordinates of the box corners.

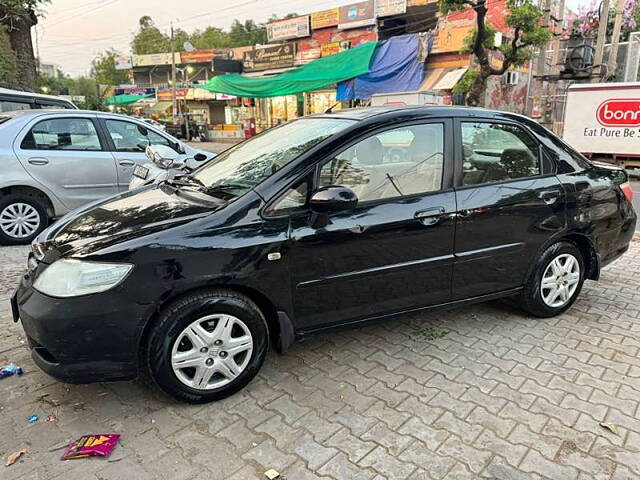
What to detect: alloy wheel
<box><xmin>540</xmin><ymin>253</ymin><xmax>581</xmax><ymax>308</ymax></box>
<box><xmin>0</xmin><ymin>203</ymin><xmax>41</xmax><ymax>239</ymax></box>
<box><xmin>170</xmin><ymin>314</ymin><xmax>253</xmax><ymax>390</ymax></box>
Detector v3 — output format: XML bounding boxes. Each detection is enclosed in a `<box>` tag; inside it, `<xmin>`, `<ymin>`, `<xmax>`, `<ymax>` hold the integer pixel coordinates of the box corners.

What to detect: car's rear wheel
<box><xmin>146</xmin><ymin>289</ymin><xmax>269</xmax><ymax>403</ymax></box>
<box><xmin>520</xmin><ymin>241</ymin><xmax>585</xmax><ymax>317</ymax></box>
<box><xmin>0</xmin><ymin>194</ymin><xmax>48</xmax><ymax>245</ymax></box>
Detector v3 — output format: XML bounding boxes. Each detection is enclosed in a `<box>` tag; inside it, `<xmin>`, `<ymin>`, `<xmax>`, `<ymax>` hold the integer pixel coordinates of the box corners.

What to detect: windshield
<box><xmin>192</xmin><ymin>117</ymin><xmax>354</xmax><ymax>197</ymax></box>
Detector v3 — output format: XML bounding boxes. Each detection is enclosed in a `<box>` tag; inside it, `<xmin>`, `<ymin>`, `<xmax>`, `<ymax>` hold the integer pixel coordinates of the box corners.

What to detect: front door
<box><xmin>452</xmin><ymin>119</ymin><xmax>566</xmax><ymax>299</ymax></box>
<box><xmin>281</xmin><ymin>120</ymin><xmax>457</xmax><ymax>330</ymax></box>
<box><xmin>14</xmin><ymin>115</ymin><xmax>119</xmax><ymax>210</ymax></box>
<box><xmin>101</xmin><ymin>118</ymin><xmax>182</xmax><ymax>191</ymax></box>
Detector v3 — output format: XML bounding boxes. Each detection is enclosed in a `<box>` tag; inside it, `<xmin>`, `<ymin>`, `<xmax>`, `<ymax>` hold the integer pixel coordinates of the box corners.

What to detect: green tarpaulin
<box><xmin>199</xmin><ymin>42</ymin><xmax>378</xmax><ymax>98</ymax></box>
<box><xmin>106</xmin><ymin>94</ymin><xmax>152</xmax><ymax>105</ymax></box>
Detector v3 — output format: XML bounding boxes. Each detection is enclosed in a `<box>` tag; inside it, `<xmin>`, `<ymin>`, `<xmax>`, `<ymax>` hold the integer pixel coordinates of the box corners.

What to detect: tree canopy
<box><xmin>439</xmin><ymin>0</ymin><xmax>551</xmax><ymax>106</ymax></box>
<box><xmin>91</xmin><ymin>49</ymin><xmax>130</xmax><ymax>85</ymax></box>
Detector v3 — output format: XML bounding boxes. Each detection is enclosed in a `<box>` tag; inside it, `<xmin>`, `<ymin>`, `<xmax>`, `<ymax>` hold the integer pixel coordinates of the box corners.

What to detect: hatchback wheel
<box><xmin>520</xmin><ymin>241</ymin><xmax>585</xmax><ymax>317</ymax></box>
<box><xmin>146</xmin><ymin>289</ymin><xmax>269</xmax><ymax>403</ymax></box>
<box><xmin>0</xmin><ymin>194</ymin><xmax>48</xmax><ymax>245</ymax></box>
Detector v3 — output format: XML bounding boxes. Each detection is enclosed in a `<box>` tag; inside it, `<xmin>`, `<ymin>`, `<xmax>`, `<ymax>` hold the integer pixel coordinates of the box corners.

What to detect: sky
<box><xmin>37</xmin><ymin>0</ymin><xmax>585</xmax><ymax>78</ymax></box>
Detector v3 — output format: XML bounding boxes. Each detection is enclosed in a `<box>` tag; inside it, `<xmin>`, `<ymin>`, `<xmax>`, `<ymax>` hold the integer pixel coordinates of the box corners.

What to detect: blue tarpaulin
<box><xmin>337</xmin><ymin>34</ymin><xmax>426</xmax><ymax>101</ymax></box>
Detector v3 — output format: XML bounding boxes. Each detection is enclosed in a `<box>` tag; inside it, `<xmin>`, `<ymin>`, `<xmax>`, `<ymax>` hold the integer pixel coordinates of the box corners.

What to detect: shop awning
<box><xmin>143</xmin><ymin>101</ymin><xmax>172</xmax><ymax>113</ymax></box>
<box><xmin>418</xmin><ymin>68</ymin><xmax>447</xmax><ymax>91</ymax></box>
<box><xmin>432</xmin><ymin>67</ymin><xmax>468</xmax><ymax>90</ymax></box>
<box><xmin>106</xmin><ymin>94</ymin><xmax>153</xmax><ymax>105</ymax></box>
<box><xmin>198</xmin><ymin>42</ymin><xmax>377</xmax><ymax>98</ymax></box>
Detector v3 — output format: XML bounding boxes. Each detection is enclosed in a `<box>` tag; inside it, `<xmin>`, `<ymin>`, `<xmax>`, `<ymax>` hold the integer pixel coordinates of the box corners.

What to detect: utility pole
<box><xmin>171</xmin><ymin>22</ymin><xmax>177</xmax><ymax>119</ymax></box>
<box><xmin>532</xmin><ymin>0</ymin><xmax>552</xmax><ymax>117</ymax></box>
<box><xmin>592</xmin><ymin>0</ymin><xmax>611</xmax><ymax>82</ymax></box>
<box><xmin>607</xmin><ymin>0</ymin><xmax>626</xmax><ymax>80</ymax></box>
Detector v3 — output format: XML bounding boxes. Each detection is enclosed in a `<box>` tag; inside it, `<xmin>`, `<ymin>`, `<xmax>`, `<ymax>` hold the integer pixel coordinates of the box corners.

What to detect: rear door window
<box><xmin>461</xmin><ymin>122</ymin><xmax>540</xmax><ymax>186</ymax></box>
<box><xmin>21</xmin><ymin>118</ymin><xmax>102</xmax><ymax>151</ymax></box>
<box><xmin>105</xmin><ymin>119</ymin><xmax>173</xmax><ymax>152</ymax></box>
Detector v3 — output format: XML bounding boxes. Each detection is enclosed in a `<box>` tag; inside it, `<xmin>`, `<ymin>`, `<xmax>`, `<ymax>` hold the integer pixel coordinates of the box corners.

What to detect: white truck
<box><xmin>563</xmin><ymin>82</ymin><xmax>640</xmax><ymax>175</ymax></box>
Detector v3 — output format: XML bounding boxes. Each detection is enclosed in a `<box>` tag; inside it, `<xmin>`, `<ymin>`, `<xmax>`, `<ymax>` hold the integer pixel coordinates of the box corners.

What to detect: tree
<box><xmin>0</xmin><ymin>25</ymin><xmax>18</xmax><ymax>87</ymax></box>
<box><xmin>90</xmin><ymin>50</ymin><xmax>130</xmax><ymax>86</ymax></box>
<box><xmin>0</xmin><ymin>0</ymin><xmax>48</xmax><ymax>90</ymax></box>
<box><xmin>572</xmin><ymin>0</ymin><xmax>640</xmax><ymax>42</ymax></box>
<box><xmin>228</xmin><ymin>19</ymin><xmax>267</xmax><ymax>46</ymax></box>
<box><xmin>190</xmin><ymin>26</ymin><xmax>231</xmax><ymax>49</ymax></box>
<box><xmin>440</xmin><ymin>0</ymin><xmax>551</xmax><ymax>106</ymax></box>
<box><xmin>131</xmin><ymin>15</ymin><xmax>170</xmax><ymax>54</ymax></box>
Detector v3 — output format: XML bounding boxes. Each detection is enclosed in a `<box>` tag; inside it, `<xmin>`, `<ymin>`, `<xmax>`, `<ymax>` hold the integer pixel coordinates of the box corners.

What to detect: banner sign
<box><xmin>338</xmin><ymin>1</ymin><xmax>376</xmax><ymax>30</ymax></box>
<box><xmin>133</xmin><ymin>53</ymin><xmax>180</xmax><ymax>67</ymax></box>
<box><xmin>266</xmin><ymin>16</ymin><xmax>310</xmax><ymax>42</ymax></box>
<box><xmin>311</xmin><ymin>8</ymin><xmax>339</xmax><ymax>29</ymax></box>
<box><xmin>114</xmin><ymin>56</ymin><xmax>132</xmax><ymax>70</ymax></box>
<box><xmin>157</xmin><ymin>88</ymin><xmax>188</xmax><ymax>101</ymax></box>
<box><xmin>180</xmin><ymin>50</ymin><xmax>230</xmax><ymax>63</ymax></box>
<box><xmin>295</xmin><ymin>47</ymin><xmax>321</xmax><ymax>65</ymax></box>
<box><xmin>321</xmin><ymin>41</ymin><xmax>351</xmax><ymax>57</ymax></box>
<box><xmin>407</xmin><ymin>0</ymin><xmax>436</xmax><ymax>5</ymax></box>
<box><xmin>376</xmin><ymin>0</ymin><xmax>407</xmax><ymax>17</ymax></box>
<box><xmin>114</xmin><ymin>86</ymin><xmax>155</xmax><ymax>96</ymax></box>
<box><xmin>243</xmin><ymin>44</ymin><xmax>296</xmax><ymax>71</ymax></box>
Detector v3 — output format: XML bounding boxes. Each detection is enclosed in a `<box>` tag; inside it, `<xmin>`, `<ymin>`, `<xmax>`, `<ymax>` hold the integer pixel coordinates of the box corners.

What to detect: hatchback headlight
<box><xmin>33</xmin><ymin>259</ymin><xmax>133</xmax><ymax>298</ymax></box>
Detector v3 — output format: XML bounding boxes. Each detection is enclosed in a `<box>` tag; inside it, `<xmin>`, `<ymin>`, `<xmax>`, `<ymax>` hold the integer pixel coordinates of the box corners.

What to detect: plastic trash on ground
<box><xmin>0</xmin><ymin>363</ymin><xmax>23</xmax><ymax>379</ymax></box>
<box><xmin>60</xmin><ymin>434</ymin><xmax>120</xmax><ymax>460</ymax></box>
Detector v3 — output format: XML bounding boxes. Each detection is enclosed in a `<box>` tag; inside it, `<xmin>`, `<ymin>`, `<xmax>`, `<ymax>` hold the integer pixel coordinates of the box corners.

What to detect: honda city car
<box><xmin>12</xmin><ymin>106</ymin><xmax>637</xmax><ymax>403</ymax></box>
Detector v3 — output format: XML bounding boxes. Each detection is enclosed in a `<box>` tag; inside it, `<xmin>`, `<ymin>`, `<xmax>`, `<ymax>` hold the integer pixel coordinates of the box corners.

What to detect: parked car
<box><xmin>128</xmin><ymin>145</ymin><xmax>213</xmax><ymax>190</ymax></box>
<box><xmin>0</xmin><ymin>87</ymin><xmax>77</xmax><ymax>112</ymax></box>
<box><xmin>12</xmin><ymin>106</ymin><xmax>637</xmax><ymax>403</ymax></box>
<box><xmin>0</xmin><ymin>109</ymin><xmax>215</xmax><ymax>244</ymax></box>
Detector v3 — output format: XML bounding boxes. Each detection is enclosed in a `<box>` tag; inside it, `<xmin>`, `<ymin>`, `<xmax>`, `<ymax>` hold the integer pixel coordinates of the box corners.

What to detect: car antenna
<box><xmin>324</xmin><ymin>102</ymin><xmax>340</xmax><ymax>113</ymax></box>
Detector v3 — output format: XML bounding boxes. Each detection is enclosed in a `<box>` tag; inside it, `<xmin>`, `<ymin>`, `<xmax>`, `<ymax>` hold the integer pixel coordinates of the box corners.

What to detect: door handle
<box><xmin>414</xmin><ymin>207</ymin><xmax>445</xmax><ymax>226</ymax></box>
<box><xmin>119</xmin><ymin>160</ymin><xmax>135</xmax><ymax>167</ymax></box>
<box><xmin>539</xmin><ymin>189</ymin><xmax>561</xmax><ymax>205</ymax></box>
<box><xmin>27</xmin><ymin>157</ymin><xmax>49</xmax><ymax>165</ymax></box>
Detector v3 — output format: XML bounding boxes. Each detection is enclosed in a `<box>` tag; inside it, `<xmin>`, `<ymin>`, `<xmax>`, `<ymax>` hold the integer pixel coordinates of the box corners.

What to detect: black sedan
<box><xmin>13</xmin><ymin>106</ymin><xmax>637</xmax><ymax>403</ymax></box>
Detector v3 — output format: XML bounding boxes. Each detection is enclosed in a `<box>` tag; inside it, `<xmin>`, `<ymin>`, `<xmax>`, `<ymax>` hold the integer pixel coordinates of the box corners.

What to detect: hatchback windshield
<box><xmin>192</xmin><ymin>117</ymin><xmax>354</xmax><ymax>197</ymax></box>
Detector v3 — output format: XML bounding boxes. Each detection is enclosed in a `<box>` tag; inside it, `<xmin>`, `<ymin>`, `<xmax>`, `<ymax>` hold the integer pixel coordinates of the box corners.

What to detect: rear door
<box><xmin>100</xmin><ymin>118</ymin><xmax>183</xmax><ymax>190</ymax></box>
<box><xmin>14</xmin><ymin>114</ymin><xmax>119</xmax><ymax>210</ymax></box>
<box><xmin>452</xmin><ymin>119</ymin><xmax>565</xmax><ymax>299</ymax></box>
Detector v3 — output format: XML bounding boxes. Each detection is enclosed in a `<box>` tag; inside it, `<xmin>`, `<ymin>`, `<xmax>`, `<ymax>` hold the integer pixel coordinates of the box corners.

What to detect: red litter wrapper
<box><xmin>61</xmin><ymin>434</ymin><xmax>120</xmax><ymax>460</ymax></box>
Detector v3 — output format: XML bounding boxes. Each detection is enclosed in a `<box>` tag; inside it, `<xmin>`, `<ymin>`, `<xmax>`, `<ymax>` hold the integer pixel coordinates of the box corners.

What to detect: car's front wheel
<box><xmin>146</xmin><ymin>289</ymin><xmax>269</xmax><ymax>403</ymax></box>
<box><xmin>0</xmin><ymin>194</ymin><xmax>48</xmax><ymax>245</ymax></box>
<box><xmin>520</xmin><ymin>241</ymin><xmax>585</xmax><ymax>317</ymax></box>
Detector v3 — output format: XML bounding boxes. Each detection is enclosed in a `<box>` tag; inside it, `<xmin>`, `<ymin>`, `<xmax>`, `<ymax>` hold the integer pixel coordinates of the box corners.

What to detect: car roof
<box><xmin>0</xmin><ymin>87</ymin><xmax>77</xmax><ymax>104</ymax></box>
<box><xmin>0</xmin><ymin>109</ymin><xmax>155</xmax><ymax>122</ymax></box>
<box><xmin>313</xmin><ymin>105</ymin><xmax>532</xmax><ymax>122</ymax></box>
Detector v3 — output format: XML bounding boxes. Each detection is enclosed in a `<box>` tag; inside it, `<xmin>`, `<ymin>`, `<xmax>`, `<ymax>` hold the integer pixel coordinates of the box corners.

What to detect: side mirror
<box><xmin>193</xmin><ymin>153</ymin><xmax>208</xmax><ymax>162</ymax></box>
<box><xmin>309</xmin><ymin>186</ymin><xmax>358</xmax><ymax>214</ymax></box>
<box><xmin>145</xmin><ymin>144</ymin><xmax>181</xmax><ymax>169</ymax></box>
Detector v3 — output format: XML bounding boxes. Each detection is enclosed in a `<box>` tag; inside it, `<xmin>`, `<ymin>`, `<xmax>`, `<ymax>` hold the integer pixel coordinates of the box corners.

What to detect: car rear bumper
<box><xmin>13</xmin><ymin>273</ymin><xmax>152</xmax><ymax>383</ymax></box>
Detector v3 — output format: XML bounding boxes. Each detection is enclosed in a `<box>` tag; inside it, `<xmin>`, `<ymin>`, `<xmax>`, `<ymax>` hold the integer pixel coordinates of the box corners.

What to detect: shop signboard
<box><xmin>311</xmin><ymin>8</ymin><xmax>339</xmax><ymax>29</ymax></box>
<box><xmin>133</xmin><ymin>52</ymin><xmax>181</xmax><ymax>67</ymax></box>
<box><xmin>295</xmin><ymin>47</ymin><xmax>321</xmax><ymax>65</ymax></box>
<box><xmin>157</xmin><ymin>88</ymin><xmax>189</xmax><ymax>101</ymax></box>
<box><xmin>376</xmin><ymin>0</ymin><xmax>406</xmax><ymax>17</ymax></box>
<box><xmin>243</xmin><ymin>43</ymin><xmax>296</xmax><ymax>71</ymax></box>
<box><xmin>407</xmin><ymin>0</ymin><xmax>436</xmax><ymax>5</ymax></box>
<box><xmin>266</xmin><ymin>16</ymin><xmax>310</xmax><ymax>42</ymax></box>
<box><xmin>338</xmin><ymin>1</ymin><xmax>376</xmax><ymax>30</ymax></box>
<box><xmin>320</xmin><ymin>41</ymin><xmax>351</xmax><ymax>57</ymax></box>
<box><xmin>180</xmin><ymin>50</ymin><xmax>230</xmax><ymax>63</ymax></box>
<box><xmin>114</xmin><ymin>86</ymin><xmax>156</xmax><ymax>97</ymax></box>
<box><xmin>114</xmin><ymin>56</ymin><xmax>132</xmax><ymax>70</ymax></box>
<box><xmin>215</xmin><ymin>93</ymin><xmax>237</xmax><ymax>100</ymax></box>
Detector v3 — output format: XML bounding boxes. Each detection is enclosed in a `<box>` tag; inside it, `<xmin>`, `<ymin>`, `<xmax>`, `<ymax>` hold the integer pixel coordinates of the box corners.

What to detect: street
<box><xmin>2</xmin><ymin>240</ymin><xmax>640</xmax><ymax>479</ymax></box>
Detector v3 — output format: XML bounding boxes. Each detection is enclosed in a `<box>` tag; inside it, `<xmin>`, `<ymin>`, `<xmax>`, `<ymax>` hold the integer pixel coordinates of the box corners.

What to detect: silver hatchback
<box><xmin>0</xmin><ymin>109</ymin><xmax>213</xmax><ymax>244</ymax></box>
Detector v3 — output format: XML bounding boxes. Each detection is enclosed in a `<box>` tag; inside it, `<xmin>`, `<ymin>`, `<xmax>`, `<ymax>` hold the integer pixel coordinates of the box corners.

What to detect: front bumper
<box><xmin>13</xmin><ymin>270</ymin><xmax>153</xmax><ymax>384</ymax></box>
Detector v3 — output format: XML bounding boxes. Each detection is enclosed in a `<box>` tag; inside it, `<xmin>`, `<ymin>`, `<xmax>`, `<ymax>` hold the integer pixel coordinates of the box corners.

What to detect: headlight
<box><xmin>33</xmin><ymin>259</ymin><xmax>133</xmax><ymax>298</ymax></box>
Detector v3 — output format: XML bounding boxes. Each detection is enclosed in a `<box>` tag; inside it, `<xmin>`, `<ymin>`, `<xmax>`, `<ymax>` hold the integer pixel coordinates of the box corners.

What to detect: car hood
<box><xmin>42</xmin><ymin>185</ymin><xmax>220</xmax><ymax>258</ymax></box>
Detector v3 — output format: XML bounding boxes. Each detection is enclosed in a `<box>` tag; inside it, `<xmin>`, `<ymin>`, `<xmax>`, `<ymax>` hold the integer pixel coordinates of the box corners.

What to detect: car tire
<box><xmin>146</xmin><ymin>289</ymin><xmax>269</xmax><ymax>404</ymax></box>
<box><xmin>0</xmin><ymin>194</ymin><xmax>49</xmax><ymax>245</ymax></box>
<box><xmin>520</xmin><ymin>241</ymin><xmax>585</xmax><ymax>318</ymax></box>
